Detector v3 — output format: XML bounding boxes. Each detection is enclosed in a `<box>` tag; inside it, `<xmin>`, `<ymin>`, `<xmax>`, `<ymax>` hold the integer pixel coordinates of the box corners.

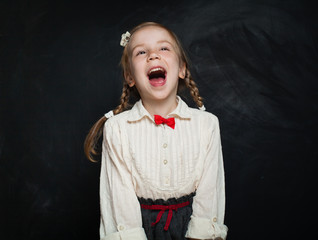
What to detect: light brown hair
<box><xmin>84</xmin><ymin>22</ymin><xmax>204</xmax><ymax>162</ymax></box>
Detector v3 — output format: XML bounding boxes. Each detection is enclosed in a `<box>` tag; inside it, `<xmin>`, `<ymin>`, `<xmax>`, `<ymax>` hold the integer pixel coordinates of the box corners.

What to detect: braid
<box><xmin>113</xmin><ymin>82</ymin><xmax>131</xmax><ymax>115</ymax></box>
<box><xmin>84</xmin><ymin>82</ymin><xmax>131</xmax><ymax>162</ymax></box>
<box><xmin>184</xmin><ymin>69</ymin><xmax>204</xmax><ymax>108</ymax></box>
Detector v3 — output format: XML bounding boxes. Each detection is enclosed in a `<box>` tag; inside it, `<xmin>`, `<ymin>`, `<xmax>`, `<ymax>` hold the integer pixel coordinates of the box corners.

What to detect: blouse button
<box><xmin>163</xmin><ymin>143</ymin><xmax>168</xmax><ymax>148</ymax></box>
<box><xmin>118</xmin><ymin>224</ymin><xmax>125</xmax><ymax>231</ymax></box>
<box><xmin>165</xmin><ymin>177</ymin><xmax>170</xmax><ymax>184</ymax></box>
<box><xmin>163</xmin><ymin>159</ymin><xmax>168</xmax><ymax>165</ymax></box>
<box><xmin>213</xmin><ymin>217</ymin><xmax>217</xmax><ymax>222</ymax></box>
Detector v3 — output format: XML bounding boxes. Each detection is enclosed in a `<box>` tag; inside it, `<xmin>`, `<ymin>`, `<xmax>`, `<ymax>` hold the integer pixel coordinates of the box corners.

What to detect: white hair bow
<box><xmin>120</xmin><ymin>31</ymin><xmax>131</xmax><ymax>47</ymax></box>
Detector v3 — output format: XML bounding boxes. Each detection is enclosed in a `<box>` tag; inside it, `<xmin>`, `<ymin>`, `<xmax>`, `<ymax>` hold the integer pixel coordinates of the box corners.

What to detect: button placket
<box><xmin>161</xmin><ymin>124</ymin><xmax>170</xmax><ymax>186</ymax></box>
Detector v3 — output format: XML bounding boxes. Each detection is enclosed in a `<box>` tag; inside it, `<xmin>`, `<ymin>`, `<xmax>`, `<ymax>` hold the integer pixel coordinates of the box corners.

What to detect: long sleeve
<box><xmin>99</xmin><ymin>119</ymin><xmax>147</xmax><ymax>240</ymax></box>
<box><xmin>185</xmin><ymin>115</ymin><xmax>228</xmax><ymax>240</ymax></box>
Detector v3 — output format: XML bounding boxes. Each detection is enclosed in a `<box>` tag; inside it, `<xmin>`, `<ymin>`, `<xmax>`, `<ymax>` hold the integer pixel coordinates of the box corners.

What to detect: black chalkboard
<box><xmin>1</xmin><ymin>0</ymin><xmax>317</xmax><ymax>239</ymax></box>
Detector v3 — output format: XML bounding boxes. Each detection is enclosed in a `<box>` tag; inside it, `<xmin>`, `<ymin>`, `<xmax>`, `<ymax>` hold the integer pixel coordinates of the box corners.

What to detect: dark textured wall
<box><xmin>1</xmin><ymin>0</ymin><xmax>317</xmax><ymax>239</ymax></box>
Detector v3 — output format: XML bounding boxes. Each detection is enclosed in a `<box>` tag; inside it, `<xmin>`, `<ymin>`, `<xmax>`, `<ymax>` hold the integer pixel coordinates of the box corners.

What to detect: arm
<box><xmin>99</xmin><ymin>120</ymin><xmax>147</xmax><ymax>240</ymax></box>
<box><xmin>185</xmin><ymin>115</ymin><xmax>228</xmax><ymax>240</ymax></box>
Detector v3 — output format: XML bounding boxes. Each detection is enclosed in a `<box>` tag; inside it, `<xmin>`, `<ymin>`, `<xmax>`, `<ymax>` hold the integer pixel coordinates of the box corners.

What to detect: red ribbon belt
<box><xmin>140</xmin><ymin>201</ymin><xmax>190</xmax><ymax>231</ymax></box>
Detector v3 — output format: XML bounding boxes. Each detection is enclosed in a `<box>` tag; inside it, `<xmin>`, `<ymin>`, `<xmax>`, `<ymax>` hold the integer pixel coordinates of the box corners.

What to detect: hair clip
<box><xmin>120</xmin><ymin>31</ymin><xmax>131</xmax><ymax>47</ymax></box>
<box><xmin>105</xmin><ymin>110</ymin><xmax>114</xmax><ymax>119</ymax></box>
<box><xmin>199</xmin><ymin>105</ymin><xmax>206</xmax><ymax>111</ymax></box>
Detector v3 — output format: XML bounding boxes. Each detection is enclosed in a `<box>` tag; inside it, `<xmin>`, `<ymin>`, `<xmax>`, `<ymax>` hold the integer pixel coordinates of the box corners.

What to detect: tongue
<box><xmin>149</xmin><ymin>77</ymin><xmax>166</xmax><ymax>86</ymax></box>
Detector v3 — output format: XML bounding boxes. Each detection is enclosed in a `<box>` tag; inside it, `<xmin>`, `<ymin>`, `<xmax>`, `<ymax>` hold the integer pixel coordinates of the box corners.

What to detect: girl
<box><xmin>84</xmin><ymin>22</ymin><xmax>228</xmax><ymax>240</ymax></box>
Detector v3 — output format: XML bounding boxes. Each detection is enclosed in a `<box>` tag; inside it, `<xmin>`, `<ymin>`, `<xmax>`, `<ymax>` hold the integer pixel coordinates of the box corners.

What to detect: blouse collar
<box><xmin>127</xmin><ymin>96</ymin><xmax>192</xmax><ymax>123</ymax></box>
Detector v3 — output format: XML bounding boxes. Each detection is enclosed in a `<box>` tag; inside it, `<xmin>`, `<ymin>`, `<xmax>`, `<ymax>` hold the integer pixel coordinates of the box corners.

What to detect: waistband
<box><xmin>138</xmin><ymin>192</ymin><xmax>195</xmax><ymax>231</ymax></box>
<box><xmin>138</xmin><ymin>192</ymin><xmax>196</xmax><ymax>205</ymax></box>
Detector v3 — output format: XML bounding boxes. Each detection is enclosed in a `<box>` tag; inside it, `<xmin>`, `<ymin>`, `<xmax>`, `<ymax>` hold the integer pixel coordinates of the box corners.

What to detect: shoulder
<box><xmin>104</xmin><ymin>109</ymin><xmax>131</xmax><ymax>127</ymax></box>
<box><xmin>188</xmin><ymin>107</ymin><xmax>219</xmax><ymax>125</ymax></box>
<box><xmin>103</xmin><ymin>109</ymin><xmax>132</xmax><ymax>139</ymax></box>
<box><xmin>186</xmin><ymin>107</ymin><xmax>221</xmax><ymax>137</ymax></box>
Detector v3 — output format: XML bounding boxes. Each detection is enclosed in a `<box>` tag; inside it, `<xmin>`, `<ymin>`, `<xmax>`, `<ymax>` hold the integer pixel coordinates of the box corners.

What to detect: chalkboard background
<box><xmin>1</xmin><ymin>0</ymin><xmax>317</xmax><ymax>239</ymax></box>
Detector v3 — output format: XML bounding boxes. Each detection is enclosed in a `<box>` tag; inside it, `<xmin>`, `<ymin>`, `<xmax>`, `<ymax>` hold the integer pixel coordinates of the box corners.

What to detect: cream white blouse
<box><xmin>99</xmin><ymin>96</ymin><xmax>228</xmax><ymax>240</ymax></box>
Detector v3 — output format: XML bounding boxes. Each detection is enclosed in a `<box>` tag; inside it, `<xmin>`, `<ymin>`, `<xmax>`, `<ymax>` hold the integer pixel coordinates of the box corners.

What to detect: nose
<box><xmin>147</xmin><ymin>51</ymin><xmax>160</xmax><ymax>61</ymax></box>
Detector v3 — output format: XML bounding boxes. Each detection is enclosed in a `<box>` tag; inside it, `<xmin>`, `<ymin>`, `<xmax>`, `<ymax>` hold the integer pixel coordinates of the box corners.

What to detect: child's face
<box><xmin>126</xmin><ymin>26</ymin><xmax>185</xmax><ymax>104</ymax></box>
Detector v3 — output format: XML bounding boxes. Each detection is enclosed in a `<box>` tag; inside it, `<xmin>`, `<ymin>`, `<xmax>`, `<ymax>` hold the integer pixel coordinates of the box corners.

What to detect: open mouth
<box><xmin>147</xmin><ymin>67</ymin><xmax>167</xmax><ymax>87</ymax></box>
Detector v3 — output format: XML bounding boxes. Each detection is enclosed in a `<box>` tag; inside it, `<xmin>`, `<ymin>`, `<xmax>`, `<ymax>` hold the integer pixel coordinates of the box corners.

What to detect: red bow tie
<box><xmin>154</xmin><ymin>115</ymin><xmax>175</xmax><ymax>129</ymax></box>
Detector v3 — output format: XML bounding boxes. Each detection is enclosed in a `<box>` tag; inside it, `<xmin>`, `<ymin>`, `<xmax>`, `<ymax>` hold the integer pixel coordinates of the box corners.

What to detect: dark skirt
<box><xmin>138</xmin><ymin>192</ymin><xmax>195</xmax><ymax>240</ymax></box>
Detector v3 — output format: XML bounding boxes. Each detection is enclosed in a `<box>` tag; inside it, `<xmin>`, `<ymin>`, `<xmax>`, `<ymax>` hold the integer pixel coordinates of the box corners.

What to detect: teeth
<box><xmin>148</xmin><ymin>67</ymin><xmax>165</xmax><ymax>74</ymax></box>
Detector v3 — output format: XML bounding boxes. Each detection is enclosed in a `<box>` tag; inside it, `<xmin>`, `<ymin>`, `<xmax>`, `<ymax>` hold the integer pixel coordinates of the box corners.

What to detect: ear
<box><xmin>124</xmin><ymin>73</ymin><xmax>135</xmax><ymax>87</ymax></box>
<box><xmin>178</xmin><ymin>63</ymin><xmax>186</xmax><ymax>79</ymax></box>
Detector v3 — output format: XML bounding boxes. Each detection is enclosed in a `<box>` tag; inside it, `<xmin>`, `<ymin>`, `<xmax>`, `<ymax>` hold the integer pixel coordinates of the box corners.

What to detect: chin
<box><xmin>150</xmin><ymin>90</ymin><xmax>178</xmax><ymax>101</ymax></box>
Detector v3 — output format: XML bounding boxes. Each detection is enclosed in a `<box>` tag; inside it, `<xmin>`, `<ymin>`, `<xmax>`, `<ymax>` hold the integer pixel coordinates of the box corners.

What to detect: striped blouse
<box><xmin>99</xmin><ymin>96</ymin><xmax>228</xmax><ymax>240</ymax></box>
